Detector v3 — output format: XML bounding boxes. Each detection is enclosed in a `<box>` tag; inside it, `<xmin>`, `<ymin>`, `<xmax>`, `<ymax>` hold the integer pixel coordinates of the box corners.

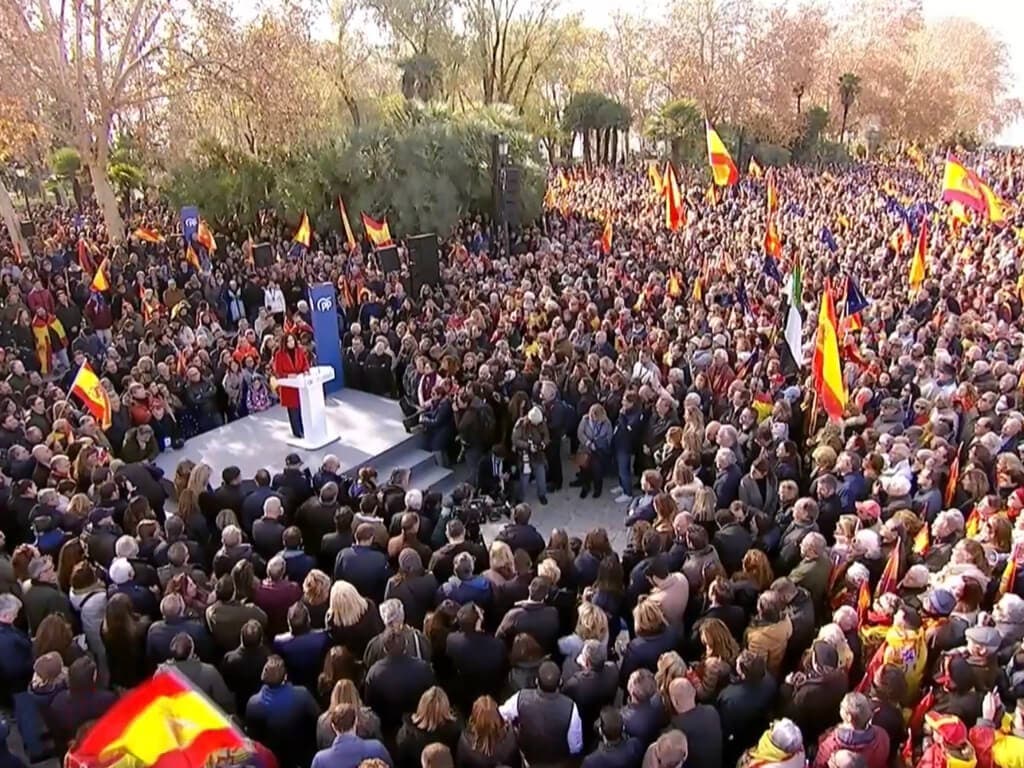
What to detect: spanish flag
<box><xmin>812</xmin><ymin>278</ymin><xmax>847</xmax><ymax>421</ymax></box>
<box><xmin>912</xmin><ymin>523</ymin><xmax>930</xmax><ymax>556</ymax></box>
<box><xmin>667</xmin><ymin>270</ymin><xmax>682</xmax><ymax>298</ymax></box>
<box><xmin>338</xmin><ymin>196</ymin><xmax>357</xmax><ymax>252</ymax></box>
<box><xmin>748</xmin><ymin>156</ymin><xmax>764</xmax><ymax>179</ymax></box>
<box><xmin>361</xmin><ymin>212</ymin><xmax>393</xmax><ymax>247</ymax></box>
<box><xmin>67</xmin><ymin>671</ymin><xmax>248</xmax><ymax>768</ymax></box>
<box><xmin>941</xmin><ymin>155</ymin><xmax>986</xmax><ymax>214</ymax></box>
<box><xmin>600</xmin><ymin>215</ymin><xmax>613</xmax><ymax>255</ymax></box>
<box><xmin>70</xmin><ymin>362</ymin><xmax>111</xmax><ymax>429</ymax></box>
<box><xmin>875</xmin><ymin>538</ymin><xmax>903</xmax><ymax>599</ymax></box>
<box><xmin>977</xmin><ymin>179</ymin><xmax>1006</xmax><ymax>225</ymax></box>
<box><xmin>692</xmin><ymin>276</ymin><xmax>703</xmax><ymax>303</ymax></box>
<box><xmin>706</xmin><ymin>121</ymin><xmax>738</xmax><ymax>186</ymax></box>
<box><xmin>133</xmin><ymin>228</ymin><xmax>164</xmax><ymax>244</ymax></box>
<box><xmin>944</xmin><ymin>450</ymin><xmax>960</xmax><ymax>507</ymax></box>
<box><xmin>766</xmin><ymin>175</ymin><xmax>779</xmax><ymax>215</ymax></box>
<box><xmin>704</xmin><ymin>184</ymin><xmax>719</xmax><ymax>206</ymax></box>
<box><xmin>185</xmin><ymin>244</ymin><xmax>201</xmax><ymax>272</ymax></box>
<box><xmin>909</xmin><ymin>219</ymin><xmax>928</xmax><ymax>292</ymax></box>
<box><xmin>856</xmin><ymin>579</ymin><xmax>871</xmax><ymax>624</ymax></box>
<box><xmin>649</xmin><ymin>162</ymin><xmax>664</xmax><ymax>196</ymax></box>
<box><xmin>196</xmin><ymin>220</ymin><xmax>216</xmax><ymax>254</ymax></box>
<box><xmin>764</xmin><ymin>218</ymin><xmax>782</xmax><ymax>258</ymax></box>
<box><xmin>293</xmin><ymin>211</ymin><xmax>312</xmax><ymax>249</ymax></box>
<box><xmin>907</xmin><ymin>145</ymin><xmax>925</xmax><ymax>173</ymax></box>
<box><xmin>663</xmin><ymin>163</ymin><xmax>685</xmax><ymax>231</ymax></box>
<box><xmin>91</xmin><ymin>258</ymin><xmax>110</xmax><ymax>293</ymax></box>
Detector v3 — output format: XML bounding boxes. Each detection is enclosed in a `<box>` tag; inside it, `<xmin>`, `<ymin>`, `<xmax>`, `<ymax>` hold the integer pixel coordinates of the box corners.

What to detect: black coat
<box><xmin>271</xmin><ymin>468</ymin><xmax>314</xmax><ymax>515</ymax></box>
<box><xmin>496</xmin><ymin>601</ymin><xmax>561</xmax><ymax>653</ymax></box>
<box><xmin>668</xmin><ymin>705</ymin><xmax>721</xmax><ymax>768</ymax></box>
<box><xmin>334</xmin><ymin>545</ymin><xmax>392</xmax><ymax>604</ymax></box>
<box><xmin>395</xmin><ymin>716</ymin><xmax>462</xmax><ymax>768</ymax></box>
<box><xmin>252</xmin><ymin>517</ymin><xmax>286</xmax><ymax>562</ymax></box>
<box><xmin>385</xmin><ymin>572</ymin><xmax>439</xmax><ymax>630</ymax></box>
<box><xmin>446</xmin><ymin>630</ymin><xmax>508</xmax><ymax>708</ymax></box>
<box><xmin>363</xmin><ymin>655</ymin><xmax>436</xmax><ymax>731</ymax></box>
<box><xmin>619</xmin><ymin>626</ymin><xmax>680</xmax><ymax>686</ymax></box>
<box><xmin>621</xmin><ymin>698</ymin><xmax>666</xmax><ymax>748</ymax></box>
<box><xmin>712</xmin><ymin>523</ymin><xmax>753</xmax><ymax>574</ymax></box>
<box><xmin>562</xmin><ymin>662</ymin><xmax>620</xmax><ymax>738</ymax></box>
<box><xmin>717</xmin><ymin>676</ymin><xmax>778</xmax><ymax>764</ymax></box>
<box><xmin>780</xmin><ymin>669</ymin><xmax>847</xmax><ymax>745</ymax></box>
<box><xmin>581</xmin><ymin>739</ymin><xmax>645</xmax><ymax>768</ymax></box>
<box><xmin>495</xmin><ymin>523</ymin><xmax>546</xmax><ymax>562</ymax></box>
<box><xmin>222</xmin><ymin>645</ymin><xmax>272</xmax><ymax>714</ymax></box>
<box><xmin>241</xmin><ymin>487</ymin><xmax>281</xmax><ymax>534</ymax></box>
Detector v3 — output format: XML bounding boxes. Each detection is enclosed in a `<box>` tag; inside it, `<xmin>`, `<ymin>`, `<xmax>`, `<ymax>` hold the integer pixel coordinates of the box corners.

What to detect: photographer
<box><xmin>455</xmin><ymin>385</ymin><xmax>497</xmax><ymax>486</ymax></box>
<box><xmin>512</xmin><ymin>406</ymin><xmax>550</xmax><ymax>505</ymax></box>
<box><xmin>477</xmin><ymin>443</ymin><xmax>516</xmax><ymax>507</ymax></box>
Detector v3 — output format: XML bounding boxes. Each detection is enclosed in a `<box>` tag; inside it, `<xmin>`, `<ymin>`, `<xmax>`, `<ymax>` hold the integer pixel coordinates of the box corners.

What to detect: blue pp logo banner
<box><xmin>181</xmin><ymin>206</ymin><xmax>199</xmax><ymax>246</ymax></box>
<box><xmin>309</xmin><ymin>282</ymin><xmax>343</xmax><ymax>393</ymax></box>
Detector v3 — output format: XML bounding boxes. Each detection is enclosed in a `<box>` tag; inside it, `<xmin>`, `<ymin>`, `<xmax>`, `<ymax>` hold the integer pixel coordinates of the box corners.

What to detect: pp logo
<box><xmin>315</xmin><ymin>296</ymin><xmax>334</xmax><ymax>312</ymax></box>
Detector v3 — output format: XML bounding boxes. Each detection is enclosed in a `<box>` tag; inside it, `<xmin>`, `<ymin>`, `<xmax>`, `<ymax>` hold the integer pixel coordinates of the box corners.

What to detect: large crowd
<box><xmin>0</xmin><ymin>149</ymin><xmax>1023</xmax><ymax>768</ymax></box>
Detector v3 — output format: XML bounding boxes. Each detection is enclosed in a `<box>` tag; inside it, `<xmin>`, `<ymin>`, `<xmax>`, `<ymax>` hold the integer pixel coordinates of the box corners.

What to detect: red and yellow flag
<box><xmin>706</xmin><ymin>121</ymin><xmax>738</xmax><ymax>186</ymax></box>
<box><xmin>67</xmin><ymin>671</ymin><xmax>248</xmax><ymax>768</ymax></box>
<box><xmin>999</xmin><ymin>546</ymin><xmax>1019</xmax><ymax>599</ymax></box>
<box><xmin>667</xmin><ymin>269</ymin><xmax>682</xmax><ymax>298</ymax></box>
<box><xmin>293</xmin><ymin>211</ymin><xmax>312</xmax><ymax>248</ymax></box>
<box><xmin>875</xmin><ymin>538</ymin><xmax>903</xmax><ymax>599</ymax></box>
<box><xmin>133</xmin><ymin>228</ymin><xmax>164</xmax><ymax>244</ymax></box>
<box><xmin>600</xmin><ymin>214</ymin><xmax>613</xmax><ymax>255</ymax></box>
<box><xmin>361</xmin><ymin>212</ymin><xmax>393</xmax><ymax>247</ymax></box>
<box><xmin>812</xmin><ymin>278</ymin><xmax>848</xmax><ymax>421</ymax></box>
<box><xmin>338</xmin><ymin>196</ymin><xmax>357</xmax><ymax>252</ymax></box>
<box><xmin>856</xmin><ymin>579</ymin><xmax>871</xmax><ymax>624</ymax></box>
<box><xmin>766</xmin><ymin>175</ymin><xmax>779</xmax><ymax>216</ymax></box>
<box><xmin>977</xmin><ymin>178</ymin><xmax>1006</xmax><ymax>225</ymax></box>
<box><xmin>70</xmin><ymin>362</ymin><xmax>111</xmax><ymax>429</ymax></box>
<box><xmin>91</xmin><ymin>258</ymin><xmax>110</xmax><ymax>293</ymax></box>
<box><xmin>945</xmin><ymin>451</ymin><xmax>961</xmax><ymax>507</ymax></box>
<box><xmin>941</xmin><ymin>155</ymin><xmax>986</xmax><ymax>213</ymax></box>
<box><xmin>909</xmin><ymin>219</ymin><xmax>928</xmax><ymax>292</ymax></box>
<box><xmin>196</xmin><ymin>220</ymin><xmax>216</xmax><ymax>254</ymax></box>
<box><xmin>663</xmin><ymin>162</ymin><xmax>686</xmax><ymax>231</ymax></box>
<box><xmin>748</xmin><ymin>156</ymin><xmax>764</xmax><ymax>179</ymax></box>
<box><xmin>185</xmin><ymin>245</ymin><xmax>201</xmax><ymax>272</ymax></box>
<box><xmin>912</xmin><ymin>523</ymin><xmax>930</xmax><ymax>556</ymax></box>
<box><xmin>764</xmin><ymin>218</ymin><xmax>782</xmax><ymax>258</ymax></box>
<box><xmin>649</xmin><ymin>162</ymin><xmax>665</xmax><ymax>196</ymax></box>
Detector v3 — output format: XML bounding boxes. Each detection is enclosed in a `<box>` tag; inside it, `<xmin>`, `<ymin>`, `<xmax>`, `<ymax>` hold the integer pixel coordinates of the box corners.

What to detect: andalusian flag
<box><xmin>663</xmin><ymin>163</ymin><xmax>686</xmax><ymax>231</ymax></box>
<box><xmin>338</xmin><ymin>196</ymin><xmax>357</xmax><ymax>252</ymax></box>
<box><xmin>812</xmin><ymin>277</ymin><xmax>847</xmax><ymax>421</ymax></box>
<box><xmin>748</xmin><ymin>156</ymin><xmax>764</xmax><ymax>179</ymax></box>
<box><xmin>66</xmin><ymin>671</ymin><xmax>248</xmax><ymax>768</ymax></box>
<box><xmin>706</xmin><ymin>121</ymin><xmax>738</xmax><ymax>186</ymax></box>
<box><xmin>361</xmin><ymin>212</ymin><xmax>393</xmax><ymax>247</ymax></box>
<box><xmin>91</xmin><ymin>258</ymin><xmax>110</xmax><ymax>293</ymax></box>
<box><xmin>782</xmin><ymin>257</ymin><xmax>803</xmax><ymax>374</ymax></box>
<box><xmin>600</xmin><ymin>214</ymin><xmax>613</xmax><ymax>255</ymax></box>
<box><xmin>70</xmin><ymin>362</ymin><xmax>111</xmax><ymax>429</ymax></box>
<box><xmin>909</xmin><ymin>219</ymin><xmax>928</xmax><ymax>292</ymax></box>
<box><xmin>133</xmin><ymin>228</ymin><xmax>164</xmax><ymax>244</ymax></box>
<box><xmin>941</xmin><ymin>155</ymin><xmax>986</xmax><ymax>213</ymax></box>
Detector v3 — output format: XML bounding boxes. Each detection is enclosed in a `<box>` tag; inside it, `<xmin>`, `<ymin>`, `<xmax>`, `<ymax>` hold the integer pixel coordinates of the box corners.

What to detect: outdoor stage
<box><xmin>154</xmin><ymin>389</ymin><xmax>453</xmax><ymax>492</ymax></box>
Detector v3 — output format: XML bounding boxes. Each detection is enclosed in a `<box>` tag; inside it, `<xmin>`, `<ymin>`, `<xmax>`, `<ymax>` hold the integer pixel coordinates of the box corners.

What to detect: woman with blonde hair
<box><xmin>558</xmin><ymin>600</ymin><xmax>609</xmax><ymax>659</ymax></box>
<box><xmin>621</xmin><ymin>601</ymin><xmax>677</xmax><ymax>685</ymax></box>
<box><xmin>652</xmin><ymin>492</ymin><xmax>678</xmax><ymax>536</ymax></box>
<box><xmin>656</xmin><ymin>426</ymin><xmax>685</xmax><ymax>478</ymax></box>
<box><xmin>302</xmin><ymin>569</ymin><xmax>332</xmax><ymax>628</ymax></box>
<box><xmin>395</xmin><ymin>686</ymin><xmax>462</xmax><ymax>768</ymax></box>
<box><xmin>457</xmin><ymin>695</ymin><xmax>518</xmax><ymax>768</ymax></box>
<box><xmin>315</xmin><ymin>678</ymin><xmax>382</xmax><ymax>747</ymax></box>
<box><xmin>64</xmin><ymin>493</ymin><xmax>93</xmax><ymax>530</ymax></box>
<box><xmin>326</xmin><ymin>580</ymin><xmax>383</xmax><ymax>657</ymax></box>
<box><xmin>667</xmin><ymin>460</ymin><xmax>703</xmax><ymax>512</ymax></box>
<box><xmin>481</xmin><ymin>541</ymin><xmax>514</xmax><ymax>587</ymax></box>
<box><xmin>692</xmin><ymin>618</ymin><xmax>739</xmax><ymax>701</ymax></box>
<box><xmin>691</xmin><ymin>485</ymin><xmax>717</xmax><ymax>524</ymax></box>
<box><xmin>655</xmin><ymin>651</ymin><xmax>688</xmax><ymax>711</ymax></box>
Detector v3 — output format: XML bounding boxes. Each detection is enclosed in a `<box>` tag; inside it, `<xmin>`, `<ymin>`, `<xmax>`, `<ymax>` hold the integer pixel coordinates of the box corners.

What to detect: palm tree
<box><xmin>50</xmin><ymin>146</ymin><xmax>83</xmax><ymax>209</ymax></box>
<box><xmin>793</xmin><ymin>82</ymin><xmax>806</xmax><ymax>115</ymax></box>
<box><xmin>837</xmin><ymin>72</ymin><xmax>861</xmax><ymax>144</ymax></box>
<box><xmin>644</xmin><ymin>99</ymin><xmax>702</xmax><ymax>167</ymax></box>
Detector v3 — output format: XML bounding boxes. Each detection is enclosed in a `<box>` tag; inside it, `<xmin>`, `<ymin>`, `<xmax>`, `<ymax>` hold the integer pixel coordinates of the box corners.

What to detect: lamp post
<box><xmin>492</xmin><ymin>133</ymin><xmax>510</xmax><ymax>256</ymax></box>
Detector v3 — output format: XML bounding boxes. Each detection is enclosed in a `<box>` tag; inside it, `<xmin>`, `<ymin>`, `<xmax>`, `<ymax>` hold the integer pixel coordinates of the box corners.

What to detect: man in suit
<box><xmin>272</xmin><ymin>454</ymin><xmax>314</xmax><ymax>516</ymax></box>
<box><xmin>211</xmin><ymin>466</ymin><xmax>245</xmax><ymax>519</ymax></box>
<box><xmin>241</xmin><ymin>470</ymin><xmax>280</xmax><ymax>536</ymax></box>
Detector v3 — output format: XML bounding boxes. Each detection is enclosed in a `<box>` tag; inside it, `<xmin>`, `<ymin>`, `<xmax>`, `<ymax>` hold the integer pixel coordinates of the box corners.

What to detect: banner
<box><xmin>308</xmin><ymin>283</ymin><xmax>343</xmax><ymax>393</ymax></box>
<box><xmin>180</xmin><ymin>205</ymin><xmax>199</xmax><ymax>247</ymax></box>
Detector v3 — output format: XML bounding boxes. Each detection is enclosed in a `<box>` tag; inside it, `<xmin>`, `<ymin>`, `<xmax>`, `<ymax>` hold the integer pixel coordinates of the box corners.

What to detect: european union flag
<box><xmin>820</xmin><ymin>227</ymin><xmax>838</xmax><ymax>253</ymax></box>
<box><xmin>762</xmin><ymin>254</ymin><xmax>783</xmax><ymax>284</ymax></box>
<box><xmin>885</xmin><ymin>196</ymin><xmax>909</xmax><ymax>224</ymax></box>
<box><xmin>845</xmin><ymin>275</ymin><xmax>870</xmax><ymax>315</ymax></box>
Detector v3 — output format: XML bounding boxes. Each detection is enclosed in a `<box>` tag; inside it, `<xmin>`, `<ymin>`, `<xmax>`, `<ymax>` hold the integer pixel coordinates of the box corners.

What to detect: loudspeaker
<box><xmin>253</xmin><ymin>242</ymin><xmax>274</xmax><ymax>268</ymax></box>
<box><xmin>19</xmin><ymin>221</ymin><xmax>35</xmax><ymax>238</ymax></box>
<box><xmin>408</xmin><ymin>233</ymin><xmax>440</xmax><ymax>293</ymax></box>
<box><xmin>377</xmin><ymin>244</ymin><xmax>400</xmax><ymax>274</ymax></box>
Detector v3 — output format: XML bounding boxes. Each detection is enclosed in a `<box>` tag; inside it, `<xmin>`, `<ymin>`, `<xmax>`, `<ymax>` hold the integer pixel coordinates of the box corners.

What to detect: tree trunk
<box><xmin>840</xmin><ymin>106</ymin><xmax>849</xmax><ymax>144</ymax></box>
<box><xmin>611</xmin><ymin>130</ymin><xmax>619</xmax><ymax>166</ymax></box>
<box><xmin>0</xmin><ymin>178</ymin><xmax>30</xmax><ymax>260</ymax></box>
<box><xmin>71</xmin><ymin>175</ymin><xmax>83</xmax><ymax>210</ymax></box>
<box><xmin>88</xmin><ymin>159</ymin><xmax>125</xmax><ymax>242</ymax></box>
<box><xmin>343</xmin><ymin>93</ymin><xmax>361</xmax><ymax>127</ymax></box>
<box><xmin>582</xmin><ymin>131</ymin><xmax>591</xmax><ymax>167</ymax></box>
<box><xmin>796</xmin><ymin>93</ymin><xmax>803</xmax><ymax>115</ymax></box>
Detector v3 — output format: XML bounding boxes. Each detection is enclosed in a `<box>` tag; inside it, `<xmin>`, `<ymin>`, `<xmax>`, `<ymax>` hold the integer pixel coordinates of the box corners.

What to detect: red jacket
<box><xmin>814</xmin><ymin>725</ymin><xmax>890</xmax><ymax>768</ymax></box>
<box><xmin>273</xmin><ymin>347</ymin><xmax>310</xmax><ymax>409</ymax></box>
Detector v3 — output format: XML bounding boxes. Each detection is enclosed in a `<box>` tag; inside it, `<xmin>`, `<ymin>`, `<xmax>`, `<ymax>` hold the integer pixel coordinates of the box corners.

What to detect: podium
<box><xmin>277</xmin><ymin>365</ymin><xmax>339</xmax><ymax>450</ymax></box>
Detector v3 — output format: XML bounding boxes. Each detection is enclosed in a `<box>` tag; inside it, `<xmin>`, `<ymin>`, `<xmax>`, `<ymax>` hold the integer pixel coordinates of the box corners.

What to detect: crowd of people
<box><xmin>0</xmin><ymin>147</ymin><xmax>1023</xmax><ymax>768</ymax></box>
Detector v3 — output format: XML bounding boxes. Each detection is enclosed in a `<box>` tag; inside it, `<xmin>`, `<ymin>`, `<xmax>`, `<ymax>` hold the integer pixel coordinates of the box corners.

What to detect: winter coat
<box><xmin>273</xmin><ymin>347</ymin><xmax>311</xmax><ymax>409</ymax></box>
<box><xmin>744</xmin><ymin>616</ymin><xmax>793</xmax><ymax>677</ymax></box>
<box><xmin>813</xmin><ymin>725</ymin><xmax>890</xmax><ymax>768</ymax></box>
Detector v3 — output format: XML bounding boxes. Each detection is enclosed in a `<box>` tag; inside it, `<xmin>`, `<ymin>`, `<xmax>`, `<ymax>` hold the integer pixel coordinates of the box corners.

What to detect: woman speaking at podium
<box><xmin>273</xmin><ymin>332</ymin><xmax>310</xmax><ymax>438</ymax></box>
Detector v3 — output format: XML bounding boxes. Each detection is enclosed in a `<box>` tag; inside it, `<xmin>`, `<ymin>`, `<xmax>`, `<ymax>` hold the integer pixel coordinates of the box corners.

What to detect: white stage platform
<box><xmin>154</xmin><ymin>389</ymin><xmax>453</xmax><ymax>491</ymax></box>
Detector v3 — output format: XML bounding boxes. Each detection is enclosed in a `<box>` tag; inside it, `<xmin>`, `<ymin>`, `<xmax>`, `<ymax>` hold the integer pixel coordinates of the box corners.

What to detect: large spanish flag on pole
<box><xmin>361</xmin><ymin>212</ymin><xmax>393</xmax><ymax>247</ymax></box>
<box><xmin>706</xmin><ymin>121</ymin><xmax>739</xmax><ymax>187</ymax></box>
<box><xmin>338</xmin><ymin>196</ymin><xmax>358</xmax><ymax>252</ymax></box>
<box><xmin>909</xmin><ymin>219</ymin><xmax>928</xmax><ymax>292</ymax></box>
<box><xmin>66</xmin><ymin>671</ymin><xmax>248</xmax><ymax>768</ymax></box>
<box><xmin>941</xmin><ymin>155</ymin><xmax>986</xmax><ymax>213</ymax></box>
<box><xmin>663</xmin><ymin>162</ymin><xmax>685</xmax><ymax>231</ymax></box>
<box><xmin>812</xmin><ymin>278</ymin><xmax>848</xmax><ymax>421</ymax></box>
<box><xmin>70</xmin><ymin>362</ymin><xmax>112</xmax><ymax>429</ymax></box>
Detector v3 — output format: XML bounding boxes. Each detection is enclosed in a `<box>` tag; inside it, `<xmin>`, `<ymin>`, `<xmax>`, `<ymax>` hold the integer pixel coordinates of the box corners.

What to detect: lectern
<box><xmin>277</xmin><ymin>365</ymin><xmax>338</xmax><ymax>449</ymax></box>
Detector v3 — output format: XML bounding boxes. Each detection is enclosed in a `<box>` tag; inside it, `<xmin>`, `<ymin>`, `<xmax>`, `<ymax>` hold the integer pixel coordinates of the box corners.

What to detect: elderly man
<box><xmin>713</xmin><ymin>448</ymin><xmax>742</xmax><ymax>509</ymax></box>
<box><xmin>789</xmin><ymin>532</ymin><xmax>831</xmax><ymax>617</ymax></box>
<box><xmin>362</xmin><ymin>598</ymin><xmax>430</xmax><ymax>668</ymax></box>
<box><xmin>813</xmin><ymin>693</ymin><xmax>890</xmax><ymax>768</ymax></box>
<box><xmin>0</xmin><ymin>593</ymin><xmax>31</xmax><ymax>697</ymax></box>
<box><xmin>777</xmin><ymin>498</ymin><xmax>820</xmax><ymax>574</ymax></box>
